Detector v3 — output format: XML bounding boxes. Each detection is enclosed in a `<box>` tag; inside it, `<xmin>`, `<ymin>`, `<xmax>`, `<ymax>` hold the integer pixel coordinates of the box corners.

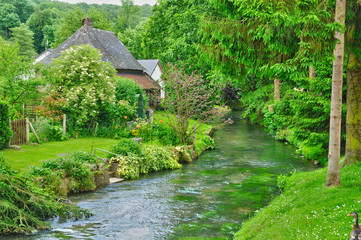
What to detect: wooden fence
<box><xmin>10</xmin><ymin>118</ymin><xmax>28</xmax><ymax>145</ymax></box>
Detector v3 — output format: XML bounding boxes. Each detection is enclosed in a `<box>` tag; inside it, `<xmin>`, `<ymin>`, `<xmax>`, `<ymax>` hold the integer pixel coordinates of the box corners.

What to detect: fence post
<box><xmin>26</xmin><ymin>117</ymin><xmax>29</xmax><ymax>142</ymax></box>
<box><xmin>63</xmin><ymin>114</ymin><xmax>66</xmax><ymax>136</ymax></box>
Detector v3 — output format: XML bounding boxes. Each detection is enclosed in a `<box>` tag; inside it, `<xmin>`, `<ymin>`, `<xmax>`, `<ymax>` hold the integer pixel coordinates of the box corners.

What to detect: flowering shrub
<box><xmin>47</xmin><ymin>44</ymin><xmax>116</xmax><ymax>132</ymax></box>
<box><xmin>34</xmin><ymin>94</ymin><xmax>66</xmax><ymax>120</ymax></box>
<box><xmin>162</xmin><ymin>61</ymin><xmax>218</xmax><ymax>144</ymax></box>
<box><xmin>113</xmin><ymin>100</ymin><xmax>136</xmax><ymax>123</ymax></box>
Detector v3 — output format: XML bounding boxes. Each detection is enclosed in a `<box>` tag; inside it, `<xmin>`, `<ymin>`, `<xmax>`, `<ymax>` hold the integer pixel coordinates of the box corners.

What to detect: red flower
<box><xmin>124</xmin><ymin>116</ymin><xmax>128</xmax><ymax>119</ymax></box>
<box><xmin>159</xmin><ymin>120</ymin><xmax>163</xmax><ymax>123</ymax></box>
<box><xmin>136</xmin><ymin>125</ymin><xmax>141</xmax><ymax>129</ymax></box>
<box><xmin>115</xmin><ymin>126</ymin><xmax>118</xmax><ymax>129</ymax></box>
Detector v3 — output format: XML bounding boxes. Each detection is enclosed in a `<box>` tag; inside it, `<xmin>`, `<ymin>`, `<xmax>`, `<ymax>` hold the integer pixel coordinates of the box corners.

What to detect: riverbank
<box><xmin>234</xmin><ymin>161</ymin><xmax>360</xmax><ymax>239</ymax></box>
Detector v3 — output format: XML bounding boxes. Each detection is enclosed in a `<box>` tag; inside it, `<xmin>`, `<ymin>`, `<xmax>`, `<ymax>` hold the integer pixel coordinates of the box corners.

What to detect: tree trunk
<box><xmin>342</xmin><ymin>45</ymin><xmax>361</xmax><ymax>166</ymax></box>
<box><xmin>274</xmin><ymin>78</ymin><xmax>280</xmax><ymax>101</ymax></box>
<box><xmin>309</xmin><ymin>66</ymin><xmax>316</xmax><ymax>79</ymax></box>
<box><xmin>326</xmin><ymin>0</ymin><xmax>346</xmax><ymax>187</ymax></box>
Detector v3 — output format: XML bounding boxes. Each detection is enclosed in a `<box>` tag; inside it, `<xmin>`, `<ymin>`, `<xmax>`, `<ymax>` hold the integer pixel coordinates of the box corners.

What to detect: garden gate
<box><xmin>10</xmin><ymin>118</ymin><xmax>28</xmax><ymax>145</ymax></box>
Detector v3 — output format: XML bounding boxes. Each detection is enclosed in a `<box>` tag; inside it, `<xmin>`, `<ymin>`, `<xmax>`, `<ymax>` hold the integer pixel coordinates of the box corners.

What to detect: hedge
<box><xmin>0</xmin><ymin>101</ymin><xmax>11</xmax><ymax>150</ymax></box>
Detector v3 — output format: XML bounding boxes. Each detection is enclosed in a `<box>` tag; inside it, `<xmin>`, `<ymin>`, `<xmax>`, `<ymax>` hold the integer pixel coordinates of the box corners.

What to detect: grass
<box><xmin>1</xmin><ymin>137</ymin><xmax>118</xmax><ymax>171</ymax></box>
<box><xmin>154</xmin><ymin>111</ymin><xmax>215</xmax><ymax>155</ymax></box>
<box><xmin>234</xmin><ymin>162</ymin><xmax>361</xmax><ymax>240</ymax></box>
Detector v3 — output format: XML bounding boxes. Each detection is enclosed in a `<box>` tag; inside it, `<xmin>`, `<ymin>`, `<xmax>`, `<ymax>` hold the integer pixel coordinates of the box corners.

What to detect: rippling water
<box><xmin>6</xmin><ymin>112</ymin><xmax>317</xmax><ymax>240</ymax></box>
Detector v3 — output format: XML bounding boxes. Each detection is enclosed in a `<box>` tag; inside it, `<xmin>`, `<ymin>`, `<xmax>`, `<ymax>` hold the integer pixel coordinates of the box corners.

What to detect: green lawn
<box><xmin>2</xmin><ymin>137</ymin><xmax>118</xmax><ymax>171</ymax></box>
<box><xmin>234</xmin><ymin>162</ymin><xmax>361</xmax><ymax>240</ymax></box>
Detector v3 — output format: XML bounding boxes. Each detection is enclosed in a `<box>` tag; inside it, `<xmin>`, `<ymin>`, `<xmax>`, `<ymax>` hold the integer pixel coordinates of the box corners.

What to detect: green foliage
<box><xmin>162</xmin><ymin>61</ymin><xmax>218</xmax><ymax>144</ymax></box>
<box><xmin>114</xmin><ymin>77</ymin><xmax>146</xmax><ymax>107</ymax></box>
<box><xmin>0</xmin><ymin>37</ymin><xmax>41</xmax><ymax>118</ymax></box>
<box><xmin>0</xmin><ymin>101</ymin><xmax>11</xmax><ymax>150</ymax></box>
<box><xmin>34</xmin><ymin>118</ymin><xmax>67</xmax><ymax>143</ymax></box>
<box><xmin>110</xmin><ymin>144</ymin><xmax>182</xmax><ymax>179</ymax></box>
<box><xmin>108</xmin><ymin>138</ymin><xmax>142</xmax><ymax>157</ymax></box>
<box><xmin>46</xmin><ymin>44</ymin><xmax>116</xmax><ymax>132</ymax></box>
<box><xmin>27</xmin><ymin>8</ymin><xmax>58</xmax><ymax>53</ymax></box>
<box><xmin>30</xmin><ymin>151</ymin><xmax>102</xmax><ymax>195</ymax></box>
<box><xmin>234</xmin><ymin>162</ymin><xmax>361</xmax><ymax>239</ymax></box>
<box><xmin>10</xmin><ymin>23</ymin><xmax>37</xmax><ymax>60</ymax></box>
<box><xmin>137</xmin><ymin>121</ymin><xmax>181</xmax><ymax>146</ymax></box>
<box><xmin>0</xmin><ymin>154</ymin><xmax>90</xmax><ymax>235</ymax></box>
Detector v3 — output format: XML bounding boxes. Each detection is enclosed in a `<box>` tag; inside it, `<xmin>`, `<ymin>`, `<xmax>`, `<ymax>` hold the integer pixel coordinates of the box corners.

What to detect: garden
<box><xmin>0</xmin><ymin>43</ymin><xmax>227</xmax><ymax>235</ymax></box>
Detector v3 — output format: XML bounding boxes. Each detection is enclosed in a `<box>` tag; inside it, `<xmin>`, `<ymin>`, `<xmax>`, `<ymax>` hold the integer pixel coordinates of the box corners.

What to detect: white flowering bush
<box><xmin>49</xmin><ymin>44</ymin><xmax>116</xmax><ymax>131</ymax></box>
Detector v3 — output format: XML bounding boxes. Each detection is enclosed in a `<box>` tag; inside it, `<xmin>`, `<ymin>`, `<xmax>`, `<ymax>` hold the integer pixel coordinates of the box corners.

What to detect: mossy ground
<box><xmin>234</xmin><ymin>162</ymin><xmax>361</xmax><ymax>240</ymax></box>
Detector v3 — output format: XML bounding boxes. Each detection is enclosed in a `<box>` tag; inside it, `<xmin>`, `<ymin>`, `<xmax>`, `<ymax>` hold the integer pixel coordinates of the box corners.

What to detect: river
<box><xmin>8</xmin><ymin>112</ymin><xmax>317</xmax><ymax>240</ymax></box>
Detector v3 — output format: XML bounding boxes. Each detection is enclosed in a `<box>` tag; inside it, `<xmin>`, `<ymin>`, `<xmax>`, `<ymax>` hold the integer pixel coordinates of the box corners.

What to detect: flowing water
<box><xmin>8</xmin><ymin>112</ymin><xmax>317</xmax><ymax>240</ymax></box>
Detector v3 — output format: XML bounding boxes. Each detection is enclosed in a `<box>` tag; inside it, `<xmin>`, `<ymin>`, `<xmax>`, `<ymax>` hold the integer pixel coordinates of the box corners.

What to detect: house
<box><xmin>35</xmin><ymin>18</ymin><xmax>160</xmax><ymax>97</ymax></box>
<box><xmin>138</xmin><ymin>59</ymin><xmax>165</xmax><ymax>98</ymax></box>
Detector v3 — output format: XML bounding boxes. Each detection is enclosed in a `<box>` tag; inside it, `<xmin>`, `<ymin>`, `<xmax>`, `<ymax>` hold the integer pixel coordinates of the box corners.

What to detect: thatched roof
<box><xmin>37</xmin><ymin>18</ymin><xmax>145</xmax><ymax>72</ymax></box>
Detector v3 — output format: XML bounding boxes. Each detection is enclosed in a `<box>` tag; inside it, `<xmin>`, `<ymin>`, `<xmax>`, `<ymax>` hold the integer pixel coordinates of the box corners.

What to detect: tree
<box><xmin>0</xmin><ymin>4</ymin><xmax>20</xmax><ymax>36</ymax></box>
<box><xmin>342</xmin><ymin>2</ymin><xmax>361</xmax><ymax>167</ymax></box>
<box><xmin>0</xmin><ymin>37</ymin><xmax>40</xmax><ymax>118</ymax></box>
<box><xmin>52</xmin><ymin>8</ymin><xmax>83</xmax><ymax>48</ymax></box>
<box><xmin>46</xmin><ymin>44</ymin><xmax>116</xmax><ymax>131</ymax></box>
<box><xmin>52</xmin><ymin>8</ymin><xmax>113</xmax><ymax>48</ymax></box>
<box><xmin>325</xmin><ymin>0</ymin><xmax>347</xmax><ymax>187</ymax></box>
<box><xmin>162</xmin><ymin>61</ymin><xmax>218</xmax><ymax>145</ymax></box>
<box><xmin>0</xmin><ymin>0</ymin><xmax>34</xmax><ymax>36</ymax></box>
<box><xmin>27</xmin><ymin>9</ymin><xmax>58</xmax><ymax>53</ymax></box>
<box><xmin>10</xmin><ymin>23</ymin><xmax>37</xmax><ymax>60</ymax></box>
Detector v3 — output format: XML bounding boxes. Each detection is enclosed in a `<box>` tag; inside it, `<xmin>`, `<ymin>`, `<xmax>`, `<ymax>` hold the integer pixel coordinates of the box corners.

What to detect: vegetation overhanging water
<box><xmin>5</xmin><ymin>112</ymin><xmax>317</xmax><ymax>240</ymax></box>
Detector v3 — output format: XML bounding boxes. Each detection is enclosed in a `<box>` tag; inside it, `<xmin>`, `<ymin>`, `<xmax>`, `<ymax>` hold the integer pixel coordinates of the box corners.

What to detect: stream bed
<box><xmin>9</xmin><ymin>112</ymin><xmax>317</xmax><ymax>240</ymax></box>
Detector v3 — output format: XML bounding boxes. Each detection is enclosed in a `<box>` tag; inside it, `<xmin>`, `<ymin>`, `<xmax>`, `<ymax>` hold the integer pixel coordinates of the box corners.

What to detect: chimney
<box><xmin>82</xmin><ymin>18</ymin><xmax>93</xmax><ymax>31</ymax></box>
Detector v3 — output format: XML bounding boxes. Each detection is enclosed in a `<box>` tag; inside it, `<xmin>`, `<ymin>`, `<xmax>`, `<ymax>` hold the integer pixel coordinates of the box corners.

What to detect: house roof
<box><xmin>138</xmin><ymin>59</ymin><xmax>160</xmax><ymax>76</ymax></box>
<box><xmin>116</xmin><ymin>71</ymin><xmax>160</xmax><ymax>90</ymax></box>
<box><xmin>36</xmin><ymin>18</ymin><xmax>145</xmax><ymax>72</ymax></box>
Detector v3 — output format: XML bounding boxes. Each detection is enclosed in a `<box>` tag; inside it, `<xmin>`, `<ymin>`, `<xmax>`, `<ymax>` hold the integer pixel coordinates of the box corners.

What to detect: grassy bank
<box><xmin>234</xmin><ymin>163</ymin><xmax>361</xmax><ymax>239</ymax></box>
<box><xmin>2</xmin><ymin>137</ymin><xmax>118</xmax><ymax>171</ymax></box>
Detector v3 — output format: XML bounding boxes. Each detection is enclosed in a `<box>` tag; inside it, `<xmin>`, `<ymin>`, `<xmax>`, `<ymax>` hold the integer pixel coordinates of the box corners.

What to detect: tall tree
<box><xmin>27</xmin><ymin>9</ymin><xmax>58</xmax><ymax>53</ymax></box>
<box><xmin>325</xmin><ymin>0</ymin><xmax>347</xmax><ymax>187</ymax></box>
<box><xmin>0</xmin><ymin>4</ymin><xmax>20</xmax><ymax>36</ymax></box>
<box><xmin>342</xmin><ymin>2</ymin><xmax>361</xmax><ymax>167</ymax></box>
<box><xmin>0</xmin><ymin>0</ymin><xmax>34</xmax><ymax>36</ymax></box>
<box><xmin>10</xmin><ymin>23</ymin><xmax>37</xmax><ymax>60</ymax></box>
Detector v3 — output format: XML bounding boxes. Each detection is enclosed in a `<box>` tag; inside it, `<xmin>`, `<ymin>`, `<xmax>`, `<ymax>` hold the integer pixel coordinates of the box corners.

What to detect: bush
<box><xmin>110</xmin><ymin>145</ymin><xmax>182</xmax><ymax>179</ymax></box>
<box><xmin>108</xmin><ymin>138</ymin><xmax>142</xmax><ymax>157</ymax></box>
<box><xmin>34</xmin><ymin>118</ymin><xmax>66</xmax><ymax>142</ymax></box>
<box><xmin>30</xmin><ymin>152</ymin><xmax>102</xmax><ymax>195</ymax></box>
<box><xmin>0</xmin><ymin>101</ymin><xmax>11</xmax><ymax>149</ymax></box>
<box><xmin>137</xmin><ymin>121</ymin><xmax>181</xmax><ymax>146</ymax></box>
<box><xmin>115</xmin><ymin>77</ymin><xmax>148</xmax><ymax>110</ymax></box>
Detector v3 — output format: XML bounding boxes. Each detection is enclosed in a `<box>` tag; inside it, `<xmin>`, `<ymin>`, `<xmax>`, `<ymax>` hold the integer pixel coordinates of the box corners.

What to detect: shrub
<box><xmin>46</xmin><ymin>44</ymin><xmax>116</xmax><ymax>132</ymax></box>
<box><xmin>34</xmin><ymin>118</ymin><xmax>66</xmax><ymax>142</ymax></box>
<box><xmin>110</xmin><ymin>145</ymin><xmax>182</xmax><ymax>179</ymax></box>
<box><xmin>138</xmin><ymin>121</ymin><xmax>181</xmax><ymax>146</ymax></box>
<box><xmin>108</xmin><ymin>138</ymin><xmax>142</xmax><ymax>157</ymax></box>
<box><xmin>30</xmin><ymin>152</ymin><xmax>102</xmax><ymax>195</ymax></box>
<box><xmin>0</xmin><ymin>101</ymin><xmax>11</xmax><ymax>149</ymax></box>
<box><xmin>162</xmin><ymin>61</ymin><xmax>218</xmax><ymax>144</ymax></box>
<box><xmin>115</xmin><ymin>77</ymin><xmax>147</xmax><ymax>107</ymax></box>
